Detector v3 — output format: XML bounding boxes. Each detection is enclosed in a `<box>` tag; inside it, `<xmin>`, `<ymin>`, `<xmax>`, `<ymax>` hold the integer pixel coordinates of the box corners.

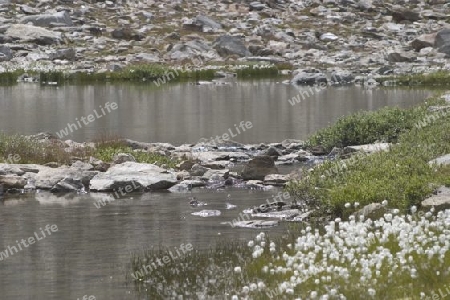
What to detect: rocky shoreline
<box><xmin>2</xmin><ymin>1</ymin><xmax>450</xmax><ymax>82</ymax></box>
<box><xmin>0</xmin><ymin>135</ymin><xmax>313</xmax><ymax>196</ymax></box>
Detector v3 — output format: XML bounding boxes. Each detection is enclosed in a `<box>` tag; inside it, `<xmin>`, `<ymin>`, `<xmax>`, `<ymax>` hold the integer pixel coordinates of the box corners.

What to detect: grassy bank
<box><xmin>0</xmin><ymin>62</ymin><xmax>291</xmax><ymax>85</ymax></box>
<box><xmin>287</xmin><ymin>95</ymin><xmax>450</xmax><ymax>217</ymax></box>
<box><xmin>0</xmin><ymin>134</ymin><xmax>179</xmax><ymax>168</ymax></box>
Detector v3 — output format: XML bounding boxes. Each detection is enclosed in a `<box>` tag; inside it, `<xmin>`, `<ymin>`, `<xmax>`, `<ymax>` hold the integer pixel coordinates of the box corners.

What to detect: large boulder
<box><xmin>0</xmin><ymin>175</ymin><xmax>26</xmax><ymax>189</ymax></box>
<box><xmin>184</xmin><ymin>15</ymin><xmax>222</xmax><ymax>32</ymax></box>
<box><xmin>20</xmin><ymin>11</ymin><xmax>73</xmax><ymax>27</ymax></box>
<box><xmin>214</xmin><ymin>35</ymin><xmax>251</xmax><ymax>57</ymax></box>
<box><xmin>49</xmin><ymin>48</ymin><xmax>76</xmax><ymax>60</ymax></box>
<box><xmin>411</xmin><ymin>33</ymin><xmax>436</xmax><ymax>52</ymax></box>
<box><xmin>5</xmin><ymin>24</ymin><xmax>63</xmax><ymax>45</ymax></box>
<box><xmin>429</xmin><ymin>154</ymin><xmax>450</xmax><ymax>167</ymax></box>
<box><xmin>391</xmin><ymin>8</ymin><xmax>420</xmax><ymax>23</ymax></box>
<box><xmin>195</xmin><ymin>15</ymin><xmax>222</xmax><ymax>30</ymax></box>
<box><xmin>435</xmin><ymin>28</ymin><xmax>450</xmax><ymax>56</ymax></box>
<box><xmin>291</xmin><ymin>70</ymin><xmax>327</xmax><ymax>86</ymax></box>
<box><xmin>0</xmin><ymin>45</ymin><xmax>12</xmax><ymax>61</ymax></box>
<box><xmin>241</xmin><ymin>156</ymin><xmax>278</xmax><ymax>180</ymax></box>
<box><xmin>111</xmin><ymin>27</ymin><xmax>144</xmax><ymax>41</ymax></box>
<box><xmin>34</xmin><ymin>165</ymin><xmax>97</xmax><ymax>192</ymax></box>
<box><xmin>89</xmin><ymin>162</ymin><xmax>177</xmax><ymax>192</ymax></box>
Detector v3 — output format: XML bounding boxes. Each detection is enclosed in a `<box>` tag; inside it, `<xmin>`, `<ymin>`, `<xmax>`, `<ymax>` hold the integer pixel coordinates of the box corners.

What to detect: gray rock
<box><xmin>263</xmin><ymin>174</ymin><xmax>288</xmax><ymax>186</ymax></box>
<box><xmin>435</xmin><ymin>29</ymin><xmax>450</xmax><ymax>56</ymax></box>
<box><xmin>422</xmin><ymin>186</ymin><xmax>450</xmax><ymax>210</ymax></box>
<box><xmin>168</xmin><ymin>180</ymin><xmax>205</xmax><ymax>193</ymax></box>
<box><xmin>89</xmin><ymin>162</ymin><xmax>177</xmax><ymax>192</ymax></box>
<box><xmin>111</xmin><ymin>28</ymin><xmax>144</xmax><ymax>41</ymax></box>
<box><xmin>169</xmin><ymin>39</ymin><xmax>213</xmax><ymax>61</ymax></box>
<box><xmin>0</xmin><ymin>175</ymin><xmax>26</xmax><ymax>189</ymax></box>
<box><xmin>20</xmin><ymin>11</ymin><xmax>73</xmax><ymax>27</ymax></box>
<box><xmin>330</xmin><ymin>69</ymin><xmax>355</xmax><ymax>84</ymax></box>
<box><xmin>5</xmin><ymin>24</ymin><xmax>63</xmax><ymax>45</ymax></box>
<box><xmin>249</xmin><ymin>2</ymin><xmax>267</xmax><ymax>11</ymax></box>
<box><xmin>0</xmin><ymin>45</ymin><xmax>12</xmax><ymax>61</ymax></box>
<box><xmin>201</xmin><ymin>169</ymin><xmax>229</xmax><ymax>181</ymax></box>
<box><xmin>241</xmin><ymin>156</ymin><xmax>278</xmax><ymax>180</ymax></box>
<box><xmin>251</xmin><ymin>209</ymin><xmax>300</xmax><ymax>219</ymax></box>
<box><xmin>353</xmin><ymin>203</ymin><xmax>385</xmax><ymax>218</ymax></box>
<box><xmin>291</xmin><ymin>70</ymin><xmax>327</xmax><ymax>86</ymax></box>
<box><xmin>194</xmin><ymin>15</ymin><xmax>222</xmax><ymax>30</ymax></box>
<box><xmin>429</xmin><ymin>154</ymin><xmax>450</xmax><ymax>167</ymax></box>
<box><xmin>345</xmin><ymin>143</ymin><xmax>391</xmax><ymax>154</ymax></box>
<box><xmin>190</xmin><ymin>164</ymin><xmax>209</xmax><ymax>176</ymax></box>
<box><xmin>264</xmin><ymin>146</ymin><xmax>282</xmax><ymax>157</ymax></box>
<box><xmin>51</xmin><ymin>177</ymin><xmax>84</xmax><ymax>193</ymax></box>
<box><xmin>411</xmin><ymin>33</ymin><xmax>436</xmax><ymax>52</ymax></box>
<box><xmin>191</xmin><ymin>210</ymin><xmax>221</xmax><ymax>217</ymax></box>
<box><xmin>214</xmin><ymin>35</ymin><xmax>251</xmax><ymax>57</ymax></box>
<box><xmin>49</xmin><ymin>48</ymin><xmax>75</xmax><ymax>60</ymax></box>
<box><xmin>387</xmin><ymin>51</ymin><xmax>416</xmax><ymax>63</ymax></box>
<box><xmin>230</xmin><ymin>220</ymin><xmax>279</xmax><ymax>228</ymax></box>
<box><xmin>34</xmin><ymin>165</ymin><xmax>97</xmax><ymax>191</ymax></box>
<box><xmin>320</xmin><ymin>32</ymin><xmax>338</xmax><ymax>41</ymax></box>
<box><xmin>391</xmin><ymin>8</ymin><xmax>420</xmax><ymax>23</ymax></box>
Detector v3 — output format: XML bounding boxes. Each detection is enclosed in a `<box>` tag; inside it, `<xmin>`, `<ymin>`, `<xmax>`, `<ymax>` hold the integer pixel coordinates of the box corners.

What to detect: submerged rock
<box><xmin>230</xmin><ymin>220</ymin><xmax>279</xmax><ymax>228</ymax></box>
<box><xmin>191</xmin><ymin>210</ymin><xmax>221</xmax><ymax>217</ymax></box>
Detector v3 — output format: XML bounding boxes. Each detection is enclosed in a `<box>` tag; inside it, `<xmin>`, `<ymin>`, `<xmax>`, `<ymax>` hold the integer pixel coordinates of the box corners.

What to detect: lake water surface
<box><xmin>0</xmin><ymin>81</ymin><xmax>436</xmax><ymax>144</ymax></box>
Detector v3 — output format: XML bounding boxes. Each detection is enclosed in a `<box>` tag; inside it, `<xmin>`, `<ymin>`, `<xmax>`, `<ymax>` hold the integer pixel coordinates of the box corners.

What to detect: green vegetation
<box><xmin>0</xmin><ymin>133</ymin><xmax>74</xmax><ymax>164</ymax></box>
<box><xmin>0</xmin><ymin>69</ymin><xmax>24</xmax><ymax>85</ymax></box>
<box><xmin>306</xmin><ymin>106</ymin><xmax>428</xmax><ymax>153</ymax></box>
<box><xmin>93</xmin><ymin>139</ymin><xmax>178</xmax><ymax>168</ymax></box>
<box><xmin>0</xmin><ymin>134</ymin><xmax>178</xmax><ymax>168</ymax></box>
<box><xmin>129</xmin><ymin>241</ymin><xmax>254</xmax><ymax>299</ymax></box>
<box><xmin>130</xmin><ymin>217</ymin><xmax>450</xmax><ymax>299</ymax></box>
<box><xmin>288</xmin><ymin>97</ymin><xmax>450</xmax><ymax>216</ymax></box>
<box><xmin>377</xmin><ymin>71</ymin><xmax>450</xmax><ymax>86</ymax></box>
<box><xmin>0</xmin><ymin>62</ymin><xmax>292</xmax><ymax>86</ymax></box>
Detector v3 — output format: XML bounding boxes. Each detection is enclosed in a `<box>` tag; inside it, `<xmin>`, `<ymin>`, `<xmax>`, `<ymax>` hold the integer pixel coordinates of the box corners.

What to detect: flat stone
<box><xmin>263</xmin><ymin>174</ymin><xmax>288</xmax><ymax>186</ymax></box>
<box><xmin>422</xmin><ymin>187</ymin><xmax>450</xmax><ymax>209</ymax></box>
<box><xmin>345</xmin><ymin>143</ymin><xmax>391</xmax><ymax>153</ymax></box>
<box><xmin>429</xmin><ymin>154</ymin><xmax>450</xmax><ymax>167</ymax></box>
<box><xmin>191</xmin><ymin>210</ymin><xmax>221</xmax><ymax>217</ymax></box>
<box><xmin>251</xmin><ymin>209</ymin><xmax>300</xmax><ymax>219</ymax></box>
<box><xmin>230</xmin><ymin>220</ymin><xmax>279</xmax><ymax>228</ymax></box>
<box><xmin>89</xmin><ymin>162</ymin><xmax>177</xmax><ymax>192</ymax></box>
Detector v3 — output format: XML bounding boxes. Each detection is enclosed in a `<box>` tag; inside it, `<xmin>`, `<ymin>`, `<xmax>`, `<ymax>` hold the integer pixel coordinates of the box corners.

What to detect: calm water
<box><xmin>0</xmin><ymin>82</ymin><xmax>438</xmax><ymax>299</ymax></box>
<box><xmin>0</xmin><ymin>81</ymin><xmax>437</xmax><ymax>144</ymax></box>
